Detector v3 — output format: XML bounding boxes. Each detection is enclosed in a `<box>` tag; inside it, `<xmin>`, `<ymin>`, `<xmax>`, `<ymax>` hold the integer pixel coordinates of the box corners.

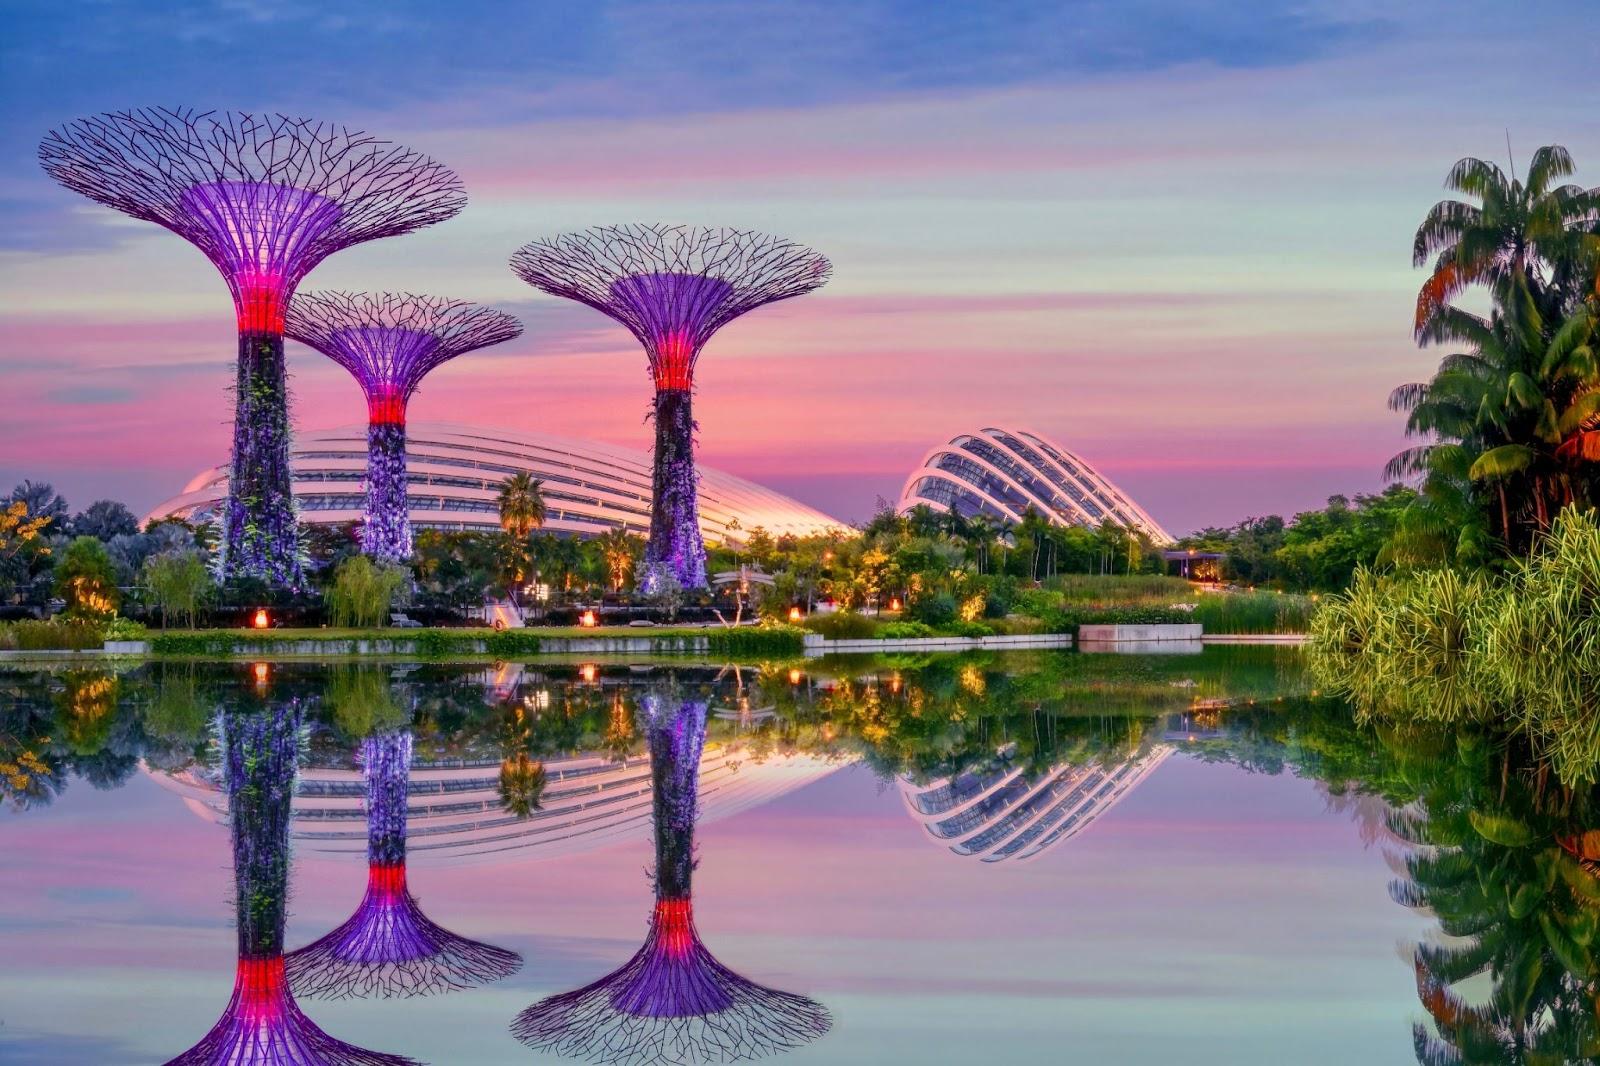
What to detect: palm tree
<box><xmin>1392</xmin><ymin>146</ymin><xmax>1600</xmax><ymax>558</ymax></box>
<box><xmin>1412</xmin><ymin>146</ymin><xmax>1595</xmax><ymax>340</ymax></box>
<box><xmin>498</xmin><ymin>753</ymin><xmax>547</xmax><ymax>819</ymax></box>
<box><xmin>496</xmin><ymin>473</ymin><xmax>546</xmax><ymax>539</ymax></box>
<box><xmin>595</xmin><ymin>528</ymin><xmax>640</xmax><ymax>592</ymax></box>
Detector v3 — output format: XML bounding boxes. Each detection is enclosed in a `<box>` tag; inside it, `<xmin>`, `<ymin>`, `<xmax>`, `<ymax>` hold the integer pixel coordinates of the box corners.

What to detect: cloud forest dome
<box><xmin>148</xmin><ymin>423</ymin><xmax>845</xmax><ymax>545</ymax></box>
<box><xmin>899</xmin><ymin>425</ymin><xmax>1173</xmax><ymax>544</ymax></box>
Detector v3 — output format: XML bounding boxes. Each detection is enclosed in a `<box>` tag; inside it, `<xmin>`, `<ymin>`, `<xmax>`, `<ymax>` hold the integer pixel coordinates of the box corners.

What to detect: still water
<box><xmin>1</xmin><ymin>649</ymin><xmax>1591</xmax><ymax>1064</ymax></box>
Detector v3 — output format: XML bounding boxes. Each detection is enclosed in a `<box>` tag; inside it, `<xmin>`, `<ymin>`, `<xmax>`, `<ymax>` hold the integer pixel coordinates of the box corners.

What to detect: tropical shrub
<box><xmin>328</xmin><ymin>556</ymin><xmax>409</xmax><ymax>628</ymax></box>
<box><xmin>53</xmin><ymin>536</ymin><xmax>118</xmax><ymax>619</ymax></box>
<box><xmin>880</xmin><ymin>621</ymin><xmax>936</xmax><ymax>639</ymax></box>
<box><xmin>141</xmin><ymin>551</ymin><xmax>213</xmax><ymax>629</ymax></box>
<box><xmin>800</xmin><ymin>611</ymin><xmax>881</xmax><ymax>640</ymax></box>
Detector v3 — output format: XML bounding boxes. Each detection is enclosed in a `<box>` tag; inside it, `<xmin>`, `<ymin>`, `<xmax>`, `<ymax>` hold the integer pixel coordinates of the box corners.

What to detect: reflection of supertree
<box><xmin>286</xmin><ymin>293</ymin><xmax>522</xmax><ymax>561</ymax></box>
<box><xmin>511</xmin><ymin>226</ymin><xmax>830</xmax><ymax>591</ymax></box>
<box><xmin>39</xmin><ymin>109</ymin><xmax>463</xmax><ymax>582</ymax></box>
<box><xmin>167</xmin><ymin>696</ymin><xmax>417</xmax><ymax>1064</ymax></box>
<box><xmin>287</xmin><ymin>729</ymin><xmax>522</xmax><ymax>998</ymax></box>
<box><xmin>512</xmin><ymin>686</ymin><xmax>831</xmax><ymax>1064</ymax></box>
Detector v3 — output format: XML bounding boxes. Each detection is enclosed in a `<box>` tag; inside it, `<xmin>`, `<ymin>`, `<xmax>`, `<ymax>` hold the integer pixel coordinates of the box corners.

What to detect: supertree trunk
<box><xmin>643</xmin><ymin>388</ymin><xmax>707</xmax><ymax>592</ymax></box>
<box><xmin>224</xmin><ymin>331</ymin><xmax>301</xmax><ymax>584</ymax></box>
<box><xmin>362</xmin><ymin>422</ymin><xmax>411</xmax><ymax>563</ymax></box>
<box><xmin>165</xmin><ymin>700</ymin><xmax>417</xmax><ymax>1066</ymax></box>
<box><xmin>287</xmin><ymin>730</ymin><xmax>521</xmax><ymax>999</ymax></box>
<box><xmin>511</xmin><ymin>688</ymin><xmax>830</xmax><ymax>1064</ymax></box>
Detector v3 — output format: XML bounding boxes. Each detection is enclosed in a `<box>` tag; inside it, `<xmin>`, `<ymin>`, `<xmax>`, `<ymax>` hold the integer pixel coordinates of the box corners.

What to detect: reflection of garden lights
<box><xmin>252</xmin><ymin>662</ymin><xmax>270</xmax><ymax>687</ymax></box>
<box><xmin>580</xmin><ymin>663</ymin><xmax>597</xmax><ymax>683</ymax></box>
<box><xmin>788</xmin><ymin>668</ymin><xmax>803</xmax><ymax>685</ymax></box>
<box><xmin>253</xmin><ymin>608</ymin><xmax>270</xmax><ymax>629</ymax></box>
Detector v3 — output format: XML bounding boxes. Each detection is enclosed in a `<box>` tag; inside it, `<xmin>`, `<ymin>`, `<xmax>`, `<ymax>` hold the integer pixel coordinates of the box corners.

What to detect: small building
<box><xmin>1163</xmin><ymin>548</ymin><xmax>1225</xmax><ymax>581</ymax></box>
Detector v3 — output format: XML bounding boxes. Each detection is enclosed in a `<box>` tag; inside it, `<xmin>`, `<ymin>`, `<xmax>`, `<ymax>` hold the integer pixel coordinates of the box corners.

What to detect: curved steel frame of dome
<box><xmin>146</xmin><ymin>422</ymin><xmax>844</xmax><ymax>547</ymax></box>
<box><xmin>898</xmin><ymin>426</ymin><xmax>1173</xmax><ymax>544</ymax></box>
<box><xmin>897</xmin><ymin>747</ymin><xmax>1173</xmax><ymax>864</ymax></box>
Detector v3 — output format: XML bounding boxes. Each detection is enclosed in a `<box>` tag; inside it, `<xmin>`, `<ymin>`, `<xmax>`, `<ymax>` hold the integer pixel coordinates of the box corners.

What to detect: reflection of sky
<box><xmin>0</xmin><ymin>752</ymin><xmax>1426</xmax><ymax>1064</ymax></box>
<box><xmin>3</xmin><ymin>2</ymin><xmax>1597</xmax><ymax>530</ymax></box>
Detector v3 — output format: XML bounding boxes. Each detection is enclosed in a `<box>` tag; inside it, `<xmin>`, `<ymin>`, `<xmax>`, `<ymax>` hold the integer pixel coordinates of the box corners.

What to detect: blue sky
<box><xmin>1</xmin><ymin>1</ymin><xmax>1596</xmax><ymax>529</ymax></box>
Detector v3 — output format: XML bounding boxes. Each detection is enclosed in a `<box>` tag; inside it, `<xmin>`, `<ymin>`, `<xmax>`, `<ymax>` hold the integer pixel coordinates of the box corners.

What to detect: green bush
<box><xmin>1041</xmin><ymin>605</ymin><xmax>1194</xmax><ymax>633</ymax></box>
<box><xmin>908</xmin><ymin>593</ymin><xmax>957</xmax><ymax>627</ymax></box>
<box><xmin>142</xmin><ymin>552</ymin><xmax>214</xmax><ymax>629</ymax></box>
<box><xmin>1</xmin><ymin>619</ymin><xmax>106</xmax><ymax>651</ymax></box>
<box><xmin>328</xmin><ymin>557</ymin><xmax>409</xmax><ymax>628</ymax></box>
<box><xmin>880</xmin><ymin>621</ymin><xmax>936</xmax><ymax>639</ymax></box>
<box><xmin>1190</xmin><ymin>591</ymin><xmax>1315</xmax><ymax>634</ymax></box>
<box><xmin>800</xmin><ymin>612</ymin><xmax>882</xmax><ymax>640</ymax></box>
<box><xmin>704</xmin><ymin>626</ymin><xmax>806</xmax><ymax>657</ymax></box>
<box><xmin>103</xmin><ymin>617</ymin><xmax>148</xmax><ymax>641</ymax></box>
<box><xmin>941</xmin><ymin>620</ymin><xmax>995</xmax><ymax>638</ymax></box>
<box><xmin>1012</xmin><ymin>587</ymin><xmax>1062</xmax><ymax>617</ymax></box>
<box><xmin>54</xmin><ymin>536</ymin><xmax>119</xmax><ymax>619</ymax></box>
<box><xmin>484</xmin><ymin>629</ymin><xmax>543</xmax><ymax>657</ymax></box>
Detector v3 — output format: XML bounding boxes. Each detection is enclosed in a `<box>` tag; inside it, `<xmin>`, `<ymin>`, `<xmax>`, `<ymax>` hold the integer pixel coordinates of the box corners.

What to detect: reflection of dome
<box><xmin>145</xmin><ymin>422</ymin><xmax>844</xmax><ymax>543</ymax></box>
<box><xmin>899</xmin><ymin>426</ymin><xmax>1172</xmax><ymax>543</ymax></box>
<box><xmin>148</xmin><ymin>744</ymin><xmax>839</xmax><ymax>867</ymax></box>
<box><xmin>897</xmin><ymin>748</ymin><xmax>1172</xmax><ymax>863</ymax></box>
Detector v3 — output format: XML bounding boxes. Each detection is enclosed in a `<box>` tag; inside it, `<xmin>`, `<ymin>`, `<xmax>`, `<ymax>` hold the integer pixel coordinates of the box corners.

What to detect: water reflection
<box><xmin>511</xmin><ymin>677</ymin><xmax>832</xmax><ymax>1063</ymax></box>
<box><xmin>165</xmin><ymin>676</ymin><xmax>415</xmax><ymax>1065</ymax></box>
<box><xmin>3</xmin><ymin>650</ymin><xmax>1597</xmax><ymax>1065</ymax></box>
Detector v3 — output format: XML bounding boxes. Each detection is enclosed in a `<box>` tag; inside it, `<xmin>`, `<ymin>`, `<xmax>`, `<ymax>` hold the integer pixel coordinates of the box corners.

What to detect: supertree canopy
<box><xmin>510</xmin><ymin>225</ymin><xmax>830</xmax><ymax>591</ymax></box>
<box><xmin>39</xmin><ymin>109</ymin><xmax>464</xmax><ymax>583</ymax></box>
<box><xmin>286</xmin><ymin>728</ymin><xmax>523</xmax><ymax>998</ymax></box>
<box><xmin>510</xmin><ymin>683</ymin><xmax>832</xmax><ymax>1064</ymax></box>
<box><xmin>165</xmin><ymin>687</ymin><xmax>417</xmax><ymax>1065</ymax></box>
<box><xmin>285</xmin><ymin>292</ymin><xmax>522</xmax><ymax>561</ymax></box>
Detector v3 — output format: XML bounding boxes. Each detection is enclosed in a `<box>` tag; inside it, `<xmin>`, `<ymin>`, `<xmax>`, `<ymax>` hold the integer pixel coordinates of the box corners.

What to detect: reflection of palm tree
<box><xmin>499</xmin><ymin>752</ymin><xmax>547</xmax><ymax>818</ymax></box>
<box><xmin>1387</xmin><ymin>737</ymin><xmax>1600</xmax><ymax>1063</ymax></box>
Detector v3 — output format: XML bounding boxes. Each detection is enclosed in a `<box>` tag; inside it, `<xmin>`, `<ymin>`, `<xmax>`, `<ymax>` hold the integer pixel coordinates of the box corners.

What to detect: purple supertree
<box><xmin>39</xmin><ymin>109</ymin><xmax>464</xmax><ymax>583</ymax></box>
<box><xmin>510</xmin><ymin>685</ymin><xmax>831</xmax><ymax>1064</ymax></box>
<box><xmin>165</xmin><ymin>686</ymin><xmax>417</xmax><ymax>1065</ymax></box>
<box><xmin>510</xmin><ymin>226</ymin><xmax>830</xmax><ymax>591</ymax></box>
<box><xmin>285</xmin><ymin>293</ymin><xmax>522</xmax><ymax>561</ymax></box>
<box><xmin>286</xmin><ymin>729</ymin><xmax>523</xmax><ymax>998</ymax></box>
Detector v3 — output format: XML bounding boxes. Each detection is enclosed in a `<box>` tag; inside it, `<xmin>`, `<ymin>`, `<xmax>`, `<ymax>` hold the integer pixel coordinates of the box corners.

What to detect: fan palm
<box><xmin>496</xmin><ymin>473</ymin><xmax>546</xmax><ymax>539</ymax></box>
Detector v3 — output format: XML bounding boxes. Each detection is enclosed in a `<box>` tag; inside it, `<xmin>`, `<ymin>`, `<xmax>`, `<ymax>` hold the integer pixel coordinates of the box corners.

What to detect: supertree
<box><xmin>39</xmin><ymin>109</ymin><xmax>464</xmax><ymax>583</ymax></box>
<box><xmin>510</xmin><ymin>683</ymin><xmax>831</xmax><ymax>1064</ymax></box>
<box><xmin>165</xmin><ymin>685</ymin><xmax>417</xmax><ymax>1065</ymax></box>
<box><xmin>286</xmin><ymin>728</ymin><xmax>523</xmax><ymax>998</ymax></box>
<box><xmin>510</xmin><ymin>226</ymin><xmax>830</xmax><ymax>591</ymax></box>
<box><xmin>285</xmin><ymin>292</ymin><xmax>522</xmax><ymax>561</ymax></box>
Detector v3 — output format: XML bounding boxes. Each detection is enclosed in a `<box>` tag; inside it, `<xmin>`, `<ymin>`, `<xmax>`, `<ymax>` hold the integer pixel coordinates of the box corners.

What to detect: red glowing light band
<box><xmin>236</xmin><ymin>273</ymin><xmax>288</xmax><ymax>333</ymax></box>
<box><xmin>651</xmin><ymin>330</ymin><xmax>696</xmax><ymax>391</ymax></box>
<box><xmin>652</xmin><ymin>898</ymin><xmax>695</xmax><ymax>959</ymax></box>
<box><xmin>366</xmin><ymin>389</ymin><xmax>407</xmax><ymax>425</ymax></box>
<box><xmin>367</xmin><ymin>862</ymin><xmax>407</xmax><ymax>900</ymax></box>
<box><xmin>233</xmin><ymin>956</ymin><xmax>289</xmax><ymax>1022</ymax></box>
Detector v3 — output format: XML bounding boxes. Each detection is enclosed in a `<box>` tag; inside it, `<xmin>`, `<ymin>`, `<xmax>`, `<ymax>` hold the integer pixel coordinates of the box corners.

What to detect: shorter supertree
<box><xmin>166</xmin><ymin>688</ymin><xmax>417</xmax><ymax>1065</ymax></box>
<box><xmin>511</xmin><ymin>685</ymin><xmax>831</xmax><ymax>1064</ymax></box>
<box><xmin>286</xmin><ymin>729</ymin><xmax>522</xmax><ymax>998</ymax></box>
<box><xmin>511</xmin><ymin>225</ymin><xmax>830</xmax><ymax>591</ymax></box>
<box><xmin>286</xmin><ymin>292</ymin><xmax>522</xmax><ymax>561</ymax></box>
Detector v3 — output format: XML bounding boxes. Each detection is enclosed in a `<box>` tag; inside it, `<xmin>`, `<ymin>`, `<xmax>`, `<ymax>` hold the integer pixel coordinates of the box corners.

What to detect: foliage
<box><xmin>142</xmin><ymin>551</ymin><xmax>214</xmax><ymax>629</ymax></box>
<box><xmin>702</xmin><ymin>625</ymin><xmax>806</xmax><ymax>657</ymax></box>
<box><xmin>799</xmin><ymin>612</ymin><xmax>881</xmax><ymax>640</ymax></box>
<box><xmin>1188</xmin><ymin>592</ymin><xmax>1315</xmax><ymax>635</ymax></box>
<box><xmin>880</xmin><ymin>621</ymin><xmax>936</xmax><ymax>639</ymax></box>
<box><xmin>70</xmin><ymin>499</ymin><xmax>138</xmax><ymax>540</ymax></box>
<box><xmin>1312</xmin><ymin>507</ymin><xmax>1600</xmax><ymax>783</ymax></box>
<box><xmin>1388</xmin><ymin>144</ymin><xmax>1600</xmax><ymax>563</ymax></box>
<box><xmin>0</xmin><ymin>618</ymin><xmax>106</xmax><ymax>651</ymax></box>
<box><xmin>327</xmin><ymin>556</ymin><xmax>409</xmax><ymax>628</ymax></box>
<box><xmin>496</xmin><ymin>472</ymin><xmax>547</xmax><ymax>539</ymax></box>
<box><xmin>53</xmin><ymin>536</ymin><xmax>119</xmax><ymax>619</ymax></box>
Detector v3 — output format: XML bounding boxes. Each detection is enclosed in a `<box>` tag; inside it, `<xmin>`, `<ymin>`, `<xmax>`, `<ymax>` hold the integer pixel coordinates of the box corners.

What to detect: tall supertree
<box><xmin>285</xmin><ymin>292</ymin><xmax>522</xmax><ymax>561</ymax></box>
<box><xmin>39</xmin><ymin>109</ymin><xmax>464</xmax><ymax>583</ymax></box>
<box><xmin>286</xmin><ymin>728</ymin><xmax>523</xmax><ymax>998</ymax></box>
<box><xmin>165</xmin><ymin>685</ymin><xmax>417</xmax><ymax>1065</ymax></box>
<box><xmin>511</xmin><ymin>683</ymin><xmax>832</xmax><ymax>1064</ymax></box>
<box><xmin>510</xmin><ymin>226</ymin><xmax>830</xmax><ymax>591</ymax></box>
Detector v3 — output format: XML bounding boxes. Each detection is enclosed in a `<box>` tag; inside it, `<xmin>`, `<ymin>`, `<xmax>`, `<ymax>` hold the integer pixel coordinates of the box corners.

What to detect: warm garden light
<box><xmin>511</xmin><ymin>225</ymin><xmax>830</xmax><ymax>592</ymax></box>
<box><xmin>579</xmin><ymin>610</ymin><xmax>598</xmax><ymax>628</ymax></box>
<box><xmin>788</xmin><ymin>606</ymin><xmax>803</xmax><ymax>623</ymax></box>
<box><xmin>252</xmin><ymin>609</ymin><xmax>270</xmax><ymax>629</ymax></box>
<box><xmin>39</xmin><ymin>109</ymin><xmax>463</xmax><ymax>583</ymax></box>
<box><xmin>286</xmin><ymin>292</ymin><xmax>522</xmax><ymax>562</ymax></box>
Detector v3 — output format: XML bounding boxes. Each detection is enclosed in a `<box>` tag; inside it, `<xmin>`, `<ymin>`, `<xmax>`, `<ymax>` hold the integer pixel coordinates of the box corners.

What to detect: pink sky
<box><xmin>3</xmin><ymin>13</ymin><xmax>1596</xmax><ymax>531</ymax></box>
